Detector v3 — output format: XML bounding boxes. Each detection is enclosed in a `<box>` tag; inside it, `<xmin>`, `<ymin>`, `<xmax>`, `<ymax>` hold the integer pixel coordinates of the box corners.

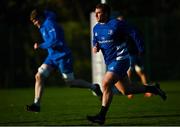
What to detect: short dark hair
<box><xmin>30</xmin><ymin>9</ymin><xmax>45</xmax><ymax>21</ymax></box>
<box><xmin>95</xmin><ymin>3</ymin><xmax>111</xmax><ymax>17</ymax></box>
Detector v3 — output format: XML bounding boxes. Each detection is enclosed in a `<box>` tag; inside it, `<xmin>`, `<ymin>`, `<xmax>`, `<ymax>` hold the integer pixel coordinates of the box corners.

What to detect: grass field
<box><xmin>0</xmin><ymin>81</ymin><xmax>180</xmax><ymax>126</ymax></box>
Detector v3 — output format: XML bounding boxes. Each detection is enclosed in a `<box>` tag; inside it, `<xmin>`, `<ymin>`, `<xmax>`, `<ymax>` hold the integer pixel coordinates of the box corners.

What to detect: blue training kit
<box><xmin>39</xmin><ymin>10</ymin><xmax>71</xmax><ymax>60</ymax></box>
<box><xmin>92</xmin><ymin>18</ymin><xmax>143</xmax><ymax>76</ymax></box>
<box><xmin>38</xmin><ymin>10</ymin><xmax>73</xmax><ymax>73</ymax></box>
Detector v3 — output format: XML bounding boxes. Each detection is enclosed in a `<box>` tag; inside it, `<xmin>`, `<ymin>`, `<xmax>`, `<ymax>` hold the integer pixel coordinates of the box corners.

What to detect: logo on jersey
<box><xmin>116</xmin><ymin>43</ymin><xmax>126</xmax><ymax>50</ymax></box>
<box><xmin>108</xmin><ymin>29</ymin><xmax>113</xmax><ymax>35</ymax></box>
<box><xmin>95</xmin><ymin>32</ymin><xmax>98</xmax><ymax>37</ymax></box>
<box><xmin>49</xmin><ymin>28</ymin><xmax>55</xmax><ymax>33</ymax></box>
<box><xmin>109</xmin><ymin>66</ymin><xmax>114</xmax><ymax>71</ymax></box>
<box><xmin>101</xmin><ymin>36</ymin><xmax>105</xmax><ymax>40</ymax></box>
<box><xmin>42</xmin><ymin>32</ymin><xmax>46</xmax><ymax>37</ymax></box>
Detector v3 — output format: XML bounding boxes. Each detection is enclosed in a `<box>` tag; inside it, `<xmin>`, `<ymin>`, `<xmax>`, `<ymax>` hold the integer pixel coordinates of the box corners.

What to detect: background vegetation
<box><xmin>0</xmin><ymin>0</ymin><xmax>180</xmax><ymax>88</ymax></box>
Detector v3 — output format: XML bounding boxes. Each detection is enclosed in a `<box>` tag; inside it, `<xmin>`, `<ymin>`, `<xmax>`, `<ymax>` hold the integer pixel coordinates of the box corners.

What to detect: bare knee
<box><xmin>35</xmin><ymin>73</ymin><xmax>44</xmax><ymax>84</ymax></box>
<box><xmin>102</xmin><ymin>79</ymin><xmax>112</xmax><ymax>92</ymax></box>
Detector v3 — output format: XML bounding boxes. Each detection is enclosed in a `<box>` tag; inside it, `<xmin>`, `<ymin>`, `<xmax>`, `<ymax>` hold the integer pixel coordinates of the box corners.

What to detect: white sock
<box><xmin>34</xmin><ymin>98</ymin><xmax>40</xmax><ymax>105</ymax></box>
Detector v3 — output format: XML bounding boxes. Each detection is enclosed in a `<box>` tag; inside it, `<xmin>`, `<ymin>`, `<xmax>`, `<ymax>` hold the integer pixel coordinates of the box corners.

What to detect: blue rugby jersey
<box><xmin>39</xmin><ymin>10</ymin><xmax>71</xmax><ymax>60</ymax></box>
<box><xmin>93</xmin><ymin>19</ymin><xmax>130</xmax><ymax>65</ymax></box>
<box><xmin>93</xmin><ymin>19</ymin><xmax>129</xmax><ymax>64</ymax></box>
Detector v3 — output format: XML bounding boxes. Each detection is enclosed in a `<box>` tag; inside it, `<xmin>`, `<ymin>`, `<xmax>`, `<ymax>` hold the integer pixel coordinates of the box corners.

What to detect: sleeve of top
<box><xmin>118</xmin><ymin>20</ymin><xmax>145</xmax><ymax>54</ymax></box>
<box><xmin>92</xmin><ymin>28</ymin><xmax>98</xmax><ymax>47</ymax></box>
<box><xmin>39</xmin><ymin>24</ymin><xmax>63</xmax><ymax>49</ymax></box>
<box><xmin>128</xmin><ymin>26</ymin><xmax>145</xmax><ymax>54</ymax></box>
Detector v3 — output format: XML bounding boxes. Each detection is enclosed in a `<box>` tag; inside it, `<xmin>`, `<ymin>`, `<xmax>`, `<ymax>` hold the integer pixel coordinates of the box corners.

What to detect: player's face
<box><xmin>95</xmin><ymin>8</ymin><xmax>107</xmax><ymax>23</ymax></box>
<box><xmin>32</xmin><ymin>19</ymin><xmax>41</xmax><ymax>28</ymax></box>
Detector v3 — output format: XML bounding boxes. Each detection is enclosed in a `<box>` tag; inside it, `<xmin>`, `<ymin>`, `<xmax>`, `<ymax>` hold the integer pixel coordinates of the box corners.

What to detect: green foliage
<box><xmin>0</xmin><ymin>0</ymin><xmax>180</xmax><ymax>87</ymax></box>
<box><xmin>62</xmin><ymin>21</ymin><xmax>91</xmax><ymax>81</ymax></box>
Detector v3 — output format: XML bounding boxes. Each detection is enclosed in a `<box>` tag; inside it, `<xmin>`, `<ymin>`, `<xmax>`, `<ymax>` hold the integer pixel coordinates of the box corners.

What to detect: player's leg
<box><xmin>34</xmin><ymin>64</ymin><xmax>53</xmax><ymax>104</ymax></box>
<box><xmin>110</xmin><ymin>58</ymin><xmax>166</xmax><ymax>100</ymax></box>
<box><xmin>26</xmin><ymin>58</ymin><xmax>54</xmax><ymax>112</ymax></box>
<box><xmin>87</xmin><ymin>59</ymin><xmax>129</xmax><ymax>125</ymax></box>
<box><xmin>87</xmin><ymin>59</ymin><xmax>167</xmax><ymax>124</ymax></box>
<box><xmin>135</xmin><ymin>57</ymin><xmax>152</xmax><ymax>97</ymax></box>
<box><xmin>127</xmin><ymin>68</ymin><xmax>133</xmax><ymax>82</ymax></box>
<box><xmin>127</xmin><ymin>55</ymin><xmax>135</xmax><ymax>82</ymax></box>
<box><xmin>135</xmin><ymin>65</ymin><xmax>147</xmax><ymax>85</ymax></box>
<box><xmin>115</xmin><ymin>75</ymin><xmax>146</xmax><ymax>95</ymax></box>
<box><xmin>126</xmin><ymin>68</ymin><xmax>134</xmax><ymax>99</ymax></box>
<box><xmin>87</xmin><ymin>71</ymin><xmax>117</xmax><ymax>125</ymax></box>
<box><xmin>58</xmin><ymin>55</ymin><xmax>102</xmax><ymax>96</ymax></box>
<box><xmin>115</xmin><ymin>74</ymin><xmax>166</xmax><ymax>100</ymax></box>
<box><xmin>67</xmin><ymin>78</ymin><xmax>102</xmax><ymax>96</ymax></box>
<box><xmin>126</xmin><ymin>55</ymin><xmax>136</xmax><ymax>99</ymax></box>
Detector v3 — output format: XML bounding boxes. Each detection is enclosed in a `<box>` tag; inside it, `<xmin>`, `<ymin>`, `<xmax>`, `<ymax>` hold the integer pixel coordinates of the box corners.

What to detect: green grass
<box><xmin>0</xmin><ymin>81</ymin><xmax>180</xmax><ymax>126</ymax></box>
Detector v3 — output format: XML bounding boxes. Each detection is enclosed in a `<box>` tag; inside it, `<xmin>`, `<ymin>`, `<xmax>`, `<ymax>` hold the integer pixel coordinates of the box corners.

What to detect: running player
<box><xmin>117</xmin><ymin>15</ymin><xmax>152</xmax><ymax>98</ymax></box>
<box><xmin>87</xmin><ymin>3</ymin><xmax>167</xmax><ymax>125</ymax></box>
<box><xmin>26</xmin><ymin>9</ymin><xmax>102</xmax><ymax>112</ymax></box>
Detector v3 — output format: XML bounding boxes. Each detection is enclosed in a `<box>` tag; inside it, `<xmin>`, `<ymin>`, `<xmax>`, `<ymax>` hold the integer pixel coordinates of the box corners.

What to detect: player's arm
<box><xmin>128</xmin><ymin>28</ymin><xmax>145</xmax><ymax>55</ymax></box>
<box><xmin>39</xmin><ymin>25</ymin><xmax>62</xmax><ymax>49</ymax></box>
<box><xmin>92</xmin><ymin>32</ymin><xmax>100</xmax><ymax>54</ymax></box>
<box><xmin>118</xmin><ymin>20</ymin><xmax>145</xmax><ymax>55</ymax></box>
<box><xmin>93</xmin><ymin>43</ymin><xmax>100</xmax><ymax>53</ymax></box>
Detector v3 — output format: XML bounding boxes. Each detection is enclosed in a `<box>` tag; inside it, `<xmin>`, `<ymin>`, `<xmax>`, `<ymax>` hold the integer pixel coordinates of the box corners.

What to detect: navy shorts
<box><xmin>107</xmin><ymin>58</ymin><xmax>130</xmax><ymax>78</ymax></box>
<box><xmin>44</xmin><ymin>55</ymin><xmax>73</xmax><ymax>74</ymax></box>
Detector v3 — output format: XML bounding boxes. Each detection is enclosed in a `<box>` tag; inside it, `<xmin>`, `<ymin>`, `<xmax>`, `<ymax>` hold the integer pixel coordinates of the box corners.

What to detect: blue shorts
<box><xmin>44</xmin><ymin>55</ymin><xmax>73</xmax><ymax>74</ymax></box>
<box><xmin>107</xmin><ymin>58</ymin><xmax>130</xmax><ymax>78</ymax></box>
<box><xmin>129</xmin><ymin>55</ymin><xmax>144</xmax><ymax>71</ymax></box>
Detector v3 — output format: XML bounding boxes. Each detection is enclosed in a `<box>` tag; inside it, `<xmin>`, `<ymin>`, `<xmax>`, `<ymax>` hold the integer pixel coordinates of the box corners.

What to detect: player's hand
<box><xmin>93</xmin><ymin>47</ymin><xmax>98</xmax><ymax>53</ymax></box>
<box><xmin>92</xmin><ymin>43</ymin><xmax>100</xmax><ymax>53</ymax></box>
<box><xmin>34</xmin><ymin>43</ymin><xmax>39</xmax><ymax>50</ymax></box>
